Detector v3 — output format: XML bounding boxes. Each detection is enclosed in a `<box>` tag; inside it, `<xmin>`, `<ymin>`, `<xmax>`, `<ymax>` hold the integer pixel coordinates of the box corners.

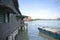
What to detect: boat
<box><xmin>38</xmin><ymin>27</ymin><xmax>60</xmax><ymax>39</ymax></box>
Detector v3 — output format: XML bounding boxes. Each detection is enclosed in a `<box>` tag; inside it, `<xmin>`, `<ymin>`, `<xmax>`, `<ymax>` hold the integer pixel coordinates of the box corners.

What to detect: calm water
<box><xmin>16</xmin><ymin>20</ymin><xmax>60</xmax><ymax>40</ymax></box>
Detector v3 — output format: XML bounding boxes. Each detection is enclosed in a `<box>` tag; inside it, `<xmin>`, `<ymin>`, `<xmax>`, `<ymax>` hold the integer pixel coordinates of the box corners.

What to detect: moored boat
<box><xmin>38</xmin><ymin>27</ymin><xmax>60</xmax><ymax>39</ymax></box>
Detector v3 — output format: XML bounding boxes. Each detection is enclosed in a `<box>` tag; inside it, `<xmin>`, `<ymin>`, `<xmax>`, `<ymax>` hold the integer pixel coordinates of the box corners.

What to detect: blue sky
<box><xmin>18</xmin><ymin>0</ymin><xmax>60</xmax><ymax>19</ymax></box>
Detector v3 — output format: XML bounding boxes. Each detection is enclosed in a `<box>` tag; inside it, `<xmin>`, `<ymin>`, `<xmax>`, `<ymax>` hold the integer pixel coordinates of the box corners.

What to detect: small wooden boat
<box><xmin>38</xmin><ymin>27</ymin><xmax>60</xmax><ymax>39</ymax></box>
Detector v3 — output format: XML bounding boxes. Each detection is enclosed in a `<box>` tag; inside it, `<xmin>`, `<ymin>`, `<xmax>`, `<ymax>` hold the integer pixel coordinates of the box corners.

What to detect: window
<box><xmin>0</xmin><ymin>10</ymin><xmax>9</xmax><ymax>23</ymax></box>
<box><xmin>0</xmin><ymin>14</ymin><xmax>4</xmax><ymax>23</ymax></box>
<box><xmin>5</xmin><ymin>13</ymin><xmax>9</xmax><ymax>23</ymax></box>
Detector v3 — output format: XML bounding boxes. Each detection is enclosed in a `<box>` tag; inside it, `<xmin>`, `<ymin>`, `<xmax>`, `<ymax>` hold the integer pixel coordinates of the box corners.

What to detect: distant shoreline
<box><xmin>31</xmin><ymin>19</ymin><xmax>60</xmax><ymax>21</ymax></box>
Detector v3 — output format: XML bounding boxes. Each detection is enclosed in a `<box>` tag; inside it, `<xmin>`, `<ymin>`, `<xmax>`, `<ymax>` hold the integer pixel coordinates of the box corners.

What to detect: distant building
<box><xmin>23</xmin><ymin>16</ymin><xmax>28</xmax><ymax>21</ymax></box>
<box><xmin>0</xmin><ymin>0</ymin><xmax>23</xmax><ymax>40</ymax></box>
<box><xmin>23</xmin><ymin>16</ymin><xmax>31</xmax><ymax>21</ymax></box>
<box><xmin>28</xmin><ymin>16</ymin><xmax>31</xmax><ymax>21</ymax></box>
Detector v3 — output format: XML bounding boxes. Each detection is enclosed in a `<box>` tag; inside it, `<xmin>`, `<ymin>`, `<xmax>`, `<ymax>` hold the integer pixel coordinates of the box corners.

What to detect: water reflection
<box><xmin>16</xmin><ymin>30</ymin><xmax>29</xmax><ymax>40</ymax></box>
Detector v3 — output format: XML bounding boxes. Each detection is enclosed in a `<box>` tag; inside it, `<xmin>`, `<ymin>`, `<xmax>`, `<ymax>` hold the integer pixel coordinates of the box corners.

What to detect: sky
<box><xmin>18</xmin><ymin>0</ymin><xmax>60</xmax><ymax>19</ymax></box>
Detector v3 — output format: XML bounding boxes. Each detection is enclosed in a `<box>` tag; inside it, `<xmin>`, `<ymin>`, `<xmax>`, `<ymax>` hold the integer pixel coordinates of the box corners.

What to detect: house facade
<box><xmin>0</xmin><ymin>0</ymin><xmax>23</xmax><ymax>40</ymax></box>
